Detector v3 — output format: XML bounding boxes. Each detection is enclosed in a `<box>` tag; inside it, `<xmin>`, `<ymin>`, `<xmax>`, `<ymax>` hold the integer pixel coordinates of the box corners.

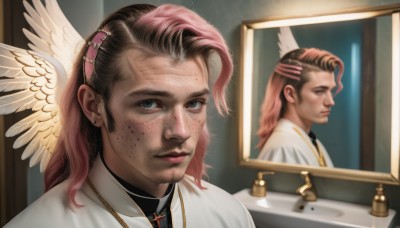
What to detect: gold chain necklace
<box><xmin>292</xmin><ymin>127</ymin><xmax>327</xmax><ymax>167</ymax></box>
<box><xmin>87</xmin><ymin>178</ymin><xmax>186</xmax><ymax>228</ymax></box>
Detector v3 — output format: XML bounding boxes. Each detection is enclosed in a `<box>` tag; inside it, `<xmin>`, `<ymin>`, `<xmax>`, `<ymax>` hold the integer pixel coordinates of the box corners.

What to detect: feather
<box><xmin>0</xmin><ymin>55</ymin><xmax>25</xmax><ymax>70</ymax></box>
<box><xmin>13</xmin><ymin>124</ymin><xmax>39</xmax><ymax>149</ymax></box>
<box><xmin>22</xmin><ymin>138</ymin><xmax>40</xmax><ymax>160</ymax></box>
<box><xmin>6</xmin><ymin>111</ymin><xmax>44</xmax><ymax>137</ymax></box>
<box><xmin>23</xmin><ymin>14</ymin><xmax>51</xmax><ymax>43</ymax></box>
<box><xmin>23</xmin><ymin>29</ymin><xmax>52</xmax><ymax>54</ymax></box>
<box><xmin>40</xmin><ymin>85</ymin><xmax>55</xmax><ymax>96</ymax></box>
<box><xmin>46</xmin><ymin>0</ymin><xmax>81</xmax><ymax>43</ymax></box>
<box><xmin>34</xmin><ymin>90</ymin><xmax>47</xmax><ymax>100</ymax></box>
<box><xmin>42</xmin><ymin>103</ymin><xmax>57</xmax><ymax>112</ymax></box>
<box><xmin>24</xmin><ymin>0</ymin><xmax>83</xmax><ymax>76</ymax></box>
<box><xmin>32</xmin><ymin>100</ymin><xmax>47</xmax><ymax>111</ymax></box>
<box><xmin>46</xmin><ymin>94</ymin><xmax>55</xmax><ymax>104</ymax></box>
<box><xmin>278</xmin><ymin>26</ymin><xmax>299</xmax><ymax>58</ymax></box>
<box><xmin>40</xmin><ymin>151</ymin><xmax>51</xmax><ymax>172</ymax></box>
<box><xmin>0</xmin><ymin>78</ymin><xmax>31</xmax><ymax>92</ymax></box>
<box><xmin>29</xmin><ymin>146</ymin><xmax>44</xmax><ymax>167</ymax></box>
<box><xmin>14</xmin><ymin>120</ymin><xmax>53</xmax><ymax>150</ymax></box>
<box><xmin>32</xmin><ymin>0</ymin><xmax>55</xmax><ymax>32</ymax></box>
<box><xmin>0</xmin><ymin>90</ymin><xmax>37</xmax><ymax>114</ymax></box>
<box><xmin>22</xmin><ymin>1</ymin><xmax>42</xmax><ymax>29</ymax></box>
<box><xmin>0</xmin><ymin>0</ymin><xmax>84</xmax><ymax>172</ymax></box>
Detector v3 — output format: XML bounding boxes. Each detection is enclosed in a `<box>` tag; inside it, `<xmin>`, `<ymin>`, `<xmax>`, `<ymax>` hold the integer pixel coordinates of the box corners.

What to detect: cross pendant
<box><xmin>151</xmin><ymin>213</ymin><xmax>165</xmax><ymax>228</ymax></box>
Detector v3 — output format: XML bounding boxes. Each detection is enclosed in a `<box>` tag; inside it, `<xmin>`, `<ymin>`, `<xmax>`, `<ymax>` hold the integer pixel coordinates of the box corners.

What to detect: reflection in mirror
<box><xmin>238</xmin><ymin>5</ymin><xmax>400</xmax><ymax>185</ymax></box>
<box><xmin>250</xmin><ymin>17</ymin><xmax>392</xmax><ymax>172</ymax></box>
<box><xmin>256</xmin><ymin>46</ymin><xmax>344</xmax><ymax>169</ymax></box>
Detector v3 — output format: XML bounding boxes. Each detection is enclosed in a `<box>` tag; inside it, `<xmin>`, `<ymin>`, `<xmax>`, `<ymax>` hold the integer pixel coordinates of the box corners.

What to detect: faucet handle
<box><xmin>300</xmin><ymin>171</ymin><xmax>312</xmax><ymax>185</ymax></box>
<box><xmin>251</xmin><ymin>171</ymin><xmax>274</xmax><ymax>197</ymax></box>
<box><xmin>296</xmin><ymin>170</ymin><xmax>318</xmax><ymax>201</ymax></box>
<box><xmin>370</xmin><ymin>183</ymin><xmax>388</xmax><ymax>217</ymax></box>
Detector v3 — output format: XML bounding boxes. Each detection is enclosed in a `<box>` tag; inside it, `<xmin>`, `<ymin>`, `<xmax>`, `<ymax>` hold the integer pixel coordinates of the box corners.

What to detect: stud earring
<box><xmin>92</xmin><ymin>119</ymin><xmax>97</xmax><ymax>125</ymax></box>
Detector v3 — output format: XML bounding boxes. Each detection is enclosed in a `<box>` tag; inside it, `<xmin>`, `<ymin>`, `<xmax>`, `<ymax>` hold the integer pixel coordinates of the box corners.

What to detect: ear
<box><xmin>283</xmin><ymin>85</ymin><xmax>298</xmax><ymax>104</ymax></box>
<box><xmin>77</xmin><ymin>85</ymin><xmax>104</xmax><ymax>127</ymax></box>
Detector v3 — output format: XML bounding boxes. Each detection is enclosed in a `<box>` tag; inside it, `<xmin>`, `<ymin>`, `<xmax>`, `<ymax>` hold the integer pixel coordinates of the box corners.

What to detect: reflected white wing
<box><xmin>278</xmin><ymin>26</ymin><xmax>299</xmax><ymax>58</ymax></box>
<box><xmin>0</xmin><ymin>0</ymin><xmax>84</xmax><ymax>171</ymax></box>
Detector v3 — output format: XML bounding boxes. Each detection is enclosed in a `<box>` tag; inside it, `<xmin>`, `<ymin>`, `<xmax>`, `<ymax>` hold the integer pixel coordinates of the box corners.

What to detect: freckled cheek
<box><xmin>190</xmin><ymin>116</ymin><xmax>207</xmax><ymax>138</ymax></box>
<box><xmin>113</xmin><ymin>120</ymin><xmax>159</xmax><ymax>156</ymax></box>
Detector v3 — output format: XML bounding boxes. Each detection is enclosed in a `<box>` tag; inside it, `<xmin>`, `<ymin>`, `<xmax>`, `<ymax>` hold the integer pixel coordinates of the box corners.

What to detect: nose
<box><xmin>325</xmin><ymin>92</ymin><xmax>335</xmax><ymax>107</ymax></box>
<box><xmin>164</xmin><ymin>107</ymin><xmax>191</xmax><ymax>142</ymax></box>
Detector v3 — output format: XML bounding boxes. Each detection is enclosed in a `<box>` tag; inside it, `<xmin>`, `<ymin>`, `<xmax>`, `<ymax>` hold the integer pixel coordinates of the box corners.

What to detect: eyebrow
<box><xmin>313</xmin><ymin>86</ymin><xmax>330</xmax><ymax>90</ymax></box>
<box><xmin>128</xmin><ymin>88</ymin><xmax>210</xmax><ymax>98</ymax></box>
<box><xmin>312</xmin><ymin>85</ymin><xmax>336</xmax><ymax>90</ymax></box>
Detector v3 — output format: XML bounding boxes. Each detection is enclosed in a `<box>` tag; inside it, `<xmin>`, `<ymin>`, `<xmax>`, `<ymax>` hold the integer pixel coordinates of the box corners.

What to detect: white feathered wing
<box><xmin>0</xmin><ymin>0</ymin><xmax>84</xmax><ymax>171</ymax></box>
<box><xmin>278</xmin><ymin>26</ymin><xmax>299</xmax><ymax>58</ymax></box>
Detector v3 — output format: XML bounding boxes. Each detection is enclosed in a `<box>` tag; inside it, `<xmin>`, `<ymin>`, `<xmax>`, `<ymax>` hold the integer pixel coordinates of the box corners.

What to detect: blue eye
<box><xmin>138</xmin><ymin>100</ymin><xmax>158</xmax><ymax>109</ymax></box>
<box><xmin>187</xmin><ymin>101</ymin><xmax>200</xmax><ymax>108</ymax></box>
<box><xmin>186</xmin><ymin>99</ymin><xmax>206</xmax><ymax>112</ymax></box>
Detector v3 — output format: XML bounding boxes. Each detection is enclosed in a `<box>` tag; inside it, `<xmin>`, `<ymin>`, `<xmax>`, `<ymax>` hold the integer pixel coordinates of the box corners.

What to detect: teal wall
<box><xmin>27</xmin><ymin>0</ymin><xmax>400</xmax><ymax>225</ymax></box>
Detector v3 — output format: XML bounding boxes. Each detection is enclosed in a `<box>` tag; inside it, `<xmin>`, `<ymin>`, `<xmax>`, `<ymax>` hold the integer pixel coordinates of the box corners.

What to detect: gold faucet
<box><xmin>251</xmin><ymin>171</ymin><xmax>274</xmax><ymax>197</ymax></box>
<box><xmin>296</xmin><ymin>171</ymin><xmax>317</xmax><ymax>201</ymax></box>
<box><xmin>370</xmin><ymin>183</ymin><xmax>388</xmax><ymax>217</ymax></box>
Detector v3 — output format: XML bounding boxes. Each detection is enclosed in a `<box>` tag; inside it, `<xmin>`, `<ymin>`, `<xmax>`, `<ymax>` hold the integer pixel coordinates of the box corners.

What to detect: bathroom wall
<box><xmin>27</xmin><ymin>0</ymin><xmax>400</xmax><ymax>225</ymax></box>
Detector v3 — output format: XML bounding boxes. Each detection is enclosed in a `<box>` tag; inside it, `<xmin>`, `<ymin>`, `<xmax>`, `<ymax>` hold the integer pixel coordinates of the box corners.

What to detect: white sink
<box><xmin>234</xmin><ymin>189</ymin><xmax>396</xmax><ymax>228</ymax></box>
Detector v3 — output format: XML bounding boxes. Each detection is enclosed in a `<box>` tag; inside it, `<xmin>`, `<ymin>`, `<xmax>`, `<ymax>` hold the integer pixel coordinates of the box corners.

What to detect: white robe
<box><xmin>5</xmin><ymin>156</ymin><xmax>255</xmax><ymax>228</ymax></box>
<box><xmin>258</xmin><ymin>119</ymin><xmax>334</xmax><ymax>167</ymax></box>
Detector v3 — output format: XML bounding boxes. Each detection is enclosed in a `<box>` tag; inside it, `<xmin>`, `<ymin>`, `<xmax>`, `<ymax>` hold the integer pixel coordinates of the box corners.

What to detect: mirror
<box><xmin>238</xmin><ymin>4</ymin><xmax>400</xmax><ymax>185</ymax></box>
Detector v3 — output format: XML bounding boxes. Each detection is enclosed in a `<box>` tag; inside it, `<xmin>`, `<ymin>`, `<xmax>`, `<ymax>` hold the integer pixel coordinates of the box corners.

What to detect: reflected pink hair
<box><xmin>44</xmin><ymin>4</ymin><xmax>232</xmax><ymax>206</ymax></box>
<box><xmin>257</xmin><ymin>48</ymin><xmax>344</xmax><ymax>148</ymax></box>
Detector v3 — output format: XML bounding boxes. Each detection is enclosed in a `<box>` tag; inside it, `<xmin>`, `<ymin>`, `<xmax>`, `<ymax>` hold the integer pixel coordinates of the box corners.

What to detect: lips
<box><xmin>155</xmin><ymin>152</ymin><xmax>191</xmax><ymax>164</ymax></box>
<box><xmin>321</xmin><ymin>110</ymin><xmax>331</xmax><ymax>115</ymax></box>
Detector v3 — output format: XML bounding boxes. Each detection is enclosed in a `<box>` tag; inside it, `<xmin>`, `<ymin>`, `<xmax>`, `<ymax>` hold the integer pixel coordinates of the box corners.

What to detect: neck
<box><xmin>282</xmin><ymin>112</ymin><xmax>312</xmax><ymax>133</ymax></box>
<box><xmin>101</xmin><ymin>153</ymin><xmax>169</xmax><ymax>198</ymax></box>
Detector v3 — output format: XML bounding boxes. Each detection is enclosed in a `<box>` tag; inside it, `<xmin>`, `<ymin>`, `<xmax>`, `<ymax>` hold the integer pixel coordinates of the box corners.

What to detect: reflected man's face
<box><xmin>294</xmin><ymin>71</ymin><xmax>336</xmax><ymax>127</ymax></box>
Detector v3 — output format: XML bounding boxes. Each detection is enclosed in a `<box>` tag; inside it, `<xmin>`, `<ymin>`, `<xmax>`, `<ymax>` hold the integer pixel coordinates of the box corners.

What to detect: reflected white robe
<box><xmin>5</xmin><ymin>156</ymin><xmax>255</xmax><ymax>228</ymax></box>
<box><xmin>258</xmin><ymin>119</ymin><xmax>334</xmax><ymax>167</ymax></box>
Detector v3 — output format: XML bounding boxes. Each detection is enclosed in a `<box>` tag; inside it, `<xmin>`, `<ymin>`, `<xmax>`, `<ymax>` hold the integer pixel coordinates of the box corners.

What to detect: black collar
<box><xmin>100</xmin><ymin>153</ymin><xmax>174</xmax><ymax>215</ymax></box>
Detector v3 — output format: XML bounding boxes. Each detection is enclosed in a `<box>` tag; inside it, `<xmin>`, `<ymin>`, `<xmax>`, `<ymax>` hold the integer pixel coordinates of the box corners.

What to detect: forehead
<box><xmin>112</xmin><ymin>48</ymin><xmax>209</xmax><ymax>93</ymax></box>
<box><xmin>118</xmin><ymin>48</ymin><xmax>208</xmax><ymax>82</ymax></box>
<box><xmin>303</xmin><ymin>70</ymin><xmax>336</xmax><ymax>87</ymax></box>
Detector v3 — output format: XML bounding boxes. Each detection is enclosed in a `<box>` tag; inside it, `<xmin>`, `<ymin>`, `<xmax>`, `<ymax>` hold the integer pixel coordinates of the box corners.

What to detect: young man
<box><xmin>5</xmin><ymin>4</ymin><xmax>255</xmax><ymax>227</ymax></box>
<box><xmin>257</xmin><ymin>48</ymin><xmax>344</xmax><ymax>167</ymax></box>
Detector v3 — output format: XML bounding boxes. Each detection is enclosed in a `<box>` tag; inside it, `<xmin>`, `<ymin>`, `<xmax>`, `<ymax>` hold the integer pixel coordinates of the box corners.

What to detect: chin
<box><xmin>158</xmin><ymin>169</ymin><xmax>187</xmax><ymax>183</ymax></box>
<box><xmin>315</xmin><ymin>118</ymin><xmax>329</xmax><ymax>124</ymax></box>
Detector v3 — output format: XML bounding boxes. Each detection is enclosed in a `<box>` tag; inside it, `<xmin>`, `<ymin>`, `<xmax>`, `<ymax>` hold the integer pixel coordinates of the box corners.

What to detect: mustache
<box><xmin>150</xmin><ymin>146</ymin><xmax>194</xmax><ymax>157</ymax></box>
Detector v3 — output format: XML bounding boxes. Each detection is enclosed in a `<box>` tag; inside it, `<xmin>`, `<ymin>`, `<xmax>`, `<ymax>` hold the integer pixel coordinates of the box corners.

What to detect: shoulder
<box><xmin>258</xmin><ymin>137</ymin><xmax>309</xmax><ymax>164</ymax></box>
<box><xmin>260</xmin><ymin>131</ymin><xmax>305</xmax><ymax>156</ymax></box>
<box><xmin>180</xmin><ymin>175</ymin><xmax>237</xmax><ymax>200</ymax></box>
<box><xmin>179</xmin><ymin>175</ymin><xmax>255</xmax><ymax>227</ymax></box>
<box><xmin>4</xmin><ymin>181</ymin><xmax>71</xmax><ymax>228</ymax></box>
<box><xmin>4</xmin><ymin>180</ymin><xmax>94</xmax><ymax>228</ymax></box>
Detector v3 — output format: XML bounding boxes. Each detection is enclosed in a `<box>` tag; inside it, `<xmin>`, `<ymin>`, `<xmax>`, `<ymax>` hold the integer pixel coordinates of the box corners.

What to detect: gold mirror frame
<box><xmin>238</xmin><ymin>4</ymin><xmax>400</xmax><ymax>185</ymax></box>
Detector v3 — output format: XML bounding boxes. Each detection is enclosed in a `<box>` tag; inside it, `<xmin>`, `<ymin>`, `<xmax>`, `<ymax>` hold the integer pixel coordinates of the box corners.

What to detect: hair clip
<box><xmin>274</xmin><ymin>62</ymin><xmax>302</xmax><ymax>81</ymax></box>
<box><xmin>82</xmin><ymin>28</ymin><xmax>111</xmax><ymax>84</ymax></box>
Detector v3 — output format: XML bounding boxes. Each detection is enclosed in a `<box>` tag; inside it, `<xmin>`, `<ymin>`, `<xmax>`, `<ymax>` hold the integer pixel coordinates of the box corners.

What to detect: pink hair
<box><xmin>135</xmin><ymin>4</ymin><xmax>232</xmax><ymax>188</ymax></box>
<box><xmin>257</xmin><ymin>74</ymin><xmax>287</xmax><ymax>148</ymax></box>
<box><xmin>44</xmin><ymin>4</ymin><xmax>232</xmax><ymax>206</ymax></box>
<box><xmin>136</xmin><ymin>4</ymin><xmax>232</xmax><ymax>114</ymax></box>
<box><xmin>44</xmin><ymin>61</ymin><xmax>90</xmax><ymax>203</ymax></box>
<box><xmin>299</xmin><ymin>48</ymin><xmax>344</xmax><ymax>94</ymax></box>
<box><xmin>257</xmin><ymin>48</ymin><xmax>344</xmax><ymax>148</ymax></box>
